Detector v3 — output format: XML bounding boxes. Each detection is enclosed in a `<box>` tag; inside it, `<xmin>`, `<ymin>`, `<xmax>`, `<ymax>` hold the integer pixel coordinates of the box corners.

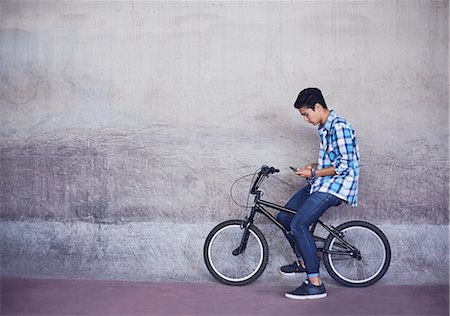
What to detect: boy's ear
<box><xmin>314</xmin><ymin>103</ymin><xmax>322</xmax><ymax>112</ymax></box>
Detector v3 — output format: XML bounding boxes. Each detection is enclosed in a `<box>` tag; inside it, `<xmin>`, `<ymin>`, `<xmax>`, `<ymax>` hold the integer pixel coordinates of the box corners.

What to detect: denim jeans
<box><xmin>276</xmin><ymin>184</ymin><xmax>342</xmax><ymax>279</ymax></box>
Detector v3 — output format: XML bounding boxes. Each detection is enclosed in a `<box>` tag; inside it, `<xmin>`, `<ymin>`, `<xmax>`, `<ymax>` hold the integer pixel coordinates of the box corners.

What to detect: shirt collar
<box><xmin>319</xmin><ymin>110</ymin><xmax>336</xmax><ymax>132</ymax></box>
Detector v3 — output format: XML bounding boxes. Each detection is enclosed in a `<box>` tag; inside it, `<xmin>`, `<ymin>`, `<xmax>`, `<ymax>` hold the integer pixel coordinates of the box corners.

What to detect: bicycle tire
<box><xmin>323</xmin><ymin>221</ymin><xmax>391</xmax><ymax>287</ymax></box>
<box><xmin>203</xmin><ymin>220</ymin><xmax>269</xmax><ymax>286</ymax></box>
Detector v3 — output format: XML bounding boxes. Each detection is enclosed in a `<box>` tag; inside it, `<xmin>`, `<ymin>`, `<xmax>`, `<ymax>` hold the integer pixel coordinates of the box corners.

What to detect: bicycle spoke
<box><xmin>356</xmin><ymin>261</ymin><xmax>366</xmax><ymax>280</ymax></box>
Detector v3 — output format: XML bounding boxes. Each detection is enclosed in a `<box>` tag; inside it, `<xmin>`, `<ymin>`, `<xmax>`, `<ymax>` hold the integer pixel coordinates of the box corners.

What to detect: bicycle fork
<box><xmin>232</xmin><ymin>208</ymin><xmax>256</xmax><ymax>256</ymax></box>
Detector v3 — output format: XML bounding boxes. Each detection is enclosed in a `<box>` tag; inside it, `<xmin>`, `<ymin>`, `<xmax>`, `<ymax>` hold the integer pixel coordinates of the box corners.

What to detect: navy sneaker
<box><xmin>285</xmin><ymin>280</ymin><xmax>327</xmax><ymax>300</ymax></box>
<box><xmin>279</xmin><ymin>261</ymin><xmax>307</xmax><ymax>276</ymax></box>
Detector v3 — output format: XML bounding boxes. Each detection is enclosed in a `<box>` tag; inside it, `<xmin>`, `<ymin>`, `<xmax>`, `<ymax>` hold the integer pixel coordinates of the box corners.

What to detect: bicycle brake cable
<box><xmin>230</xmin><ymin>170</ymin><xmax>259</xmax><ymax>208</ymax></box>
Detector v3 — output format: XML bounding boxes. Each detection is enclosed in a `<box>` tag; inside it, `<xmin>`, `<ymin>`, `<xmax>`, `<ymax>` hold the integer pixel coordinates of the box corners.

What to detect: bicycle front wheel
<box><xmin>323</xmin><ymin>221</ymin><xmax>391</xmax><ymax>287</ymax></box>
<box><xmin>203</xmin><ymin>220</ymin><xmax>269</xmax><ymax>286</ymax></box>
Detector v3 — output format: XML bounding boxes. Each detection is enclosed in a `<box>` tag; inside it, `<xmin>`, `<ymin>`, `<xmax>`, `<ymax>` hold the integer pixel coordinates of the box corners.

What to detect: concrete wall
<box><xmin>1</xmin><ymin>1</ymin><xmax>448</xmax><ymax>285</ymax></box>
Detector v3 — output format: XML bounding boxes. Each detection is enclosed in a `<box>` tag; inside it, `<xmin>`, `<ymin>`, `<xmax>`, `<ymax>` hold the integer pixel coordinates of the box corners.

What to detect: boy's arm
<box><xmin>297</xmin><ymin>123</ymin><xmax>357</xmax><ymax>179</ymax></box>
<box><xmin>296</xmin><ymin>165</ymin><xmax>335</xmax><ymax>178</ymax></box>
<box><xmin>332</xmin><ymin>123</ymin><xmax>357</xmax><ymax>175</ymax></box>
<box><xmin>315</xmin><ymin>166</ymin><xmax>336</xmax><ymax>177</ymax></box>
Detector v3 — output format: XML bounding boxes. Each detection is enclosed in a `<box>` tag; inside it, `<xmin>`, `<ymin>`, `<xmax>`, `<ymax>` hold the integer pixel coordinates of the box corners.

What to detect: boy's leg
<box><xmin>284</xmin><ymin>192</ymin><xmax>341</xmax><ymax>300</ymax></box>
<box><xmin>276</xmin><ymin>185</ymin><xmax>310</xmax><ymax>260</ymax></box>
<box><xmin>289</xmin><ymin>192</ymin><xmax>342</xmax><ymax>281</ymax></box>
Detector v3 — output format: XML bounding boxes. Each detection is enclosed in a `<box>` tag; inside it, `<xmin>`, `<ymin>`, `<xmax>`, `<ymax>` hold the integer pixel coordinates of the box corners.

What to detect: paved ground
<box><xmin>1</xmin><ymin>278</ymin><xmax>448</xmax><ymax>316</ymax></box>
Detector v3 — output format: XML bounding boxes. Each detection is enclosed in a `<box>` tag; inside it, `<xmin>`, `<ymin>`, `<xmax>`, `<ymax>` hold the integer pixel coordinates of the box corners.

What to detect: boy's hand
<box><xmin>295</xmin><ymin>165</ymin><xmax>313</xmax><ymax>178</ymax></box>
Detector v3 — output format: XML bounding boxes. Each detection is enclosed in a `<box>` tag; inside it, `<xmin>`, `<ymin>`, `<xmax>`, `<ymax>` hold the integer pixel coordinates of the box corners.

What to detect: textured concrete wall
<box><xmin>1</xmin><ymin>1</ymin><xmax>448</xmax><ymax>285</ymax></box>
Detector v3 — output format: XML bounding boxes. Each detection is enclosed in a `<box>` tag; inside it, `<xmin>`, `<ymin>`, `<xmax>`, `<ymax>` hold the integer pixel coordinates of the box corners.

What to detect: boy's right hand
<box><xmin>296</xmin><ymin>165</ymin><xmax>313</xmax><ymax>178</ymax></box>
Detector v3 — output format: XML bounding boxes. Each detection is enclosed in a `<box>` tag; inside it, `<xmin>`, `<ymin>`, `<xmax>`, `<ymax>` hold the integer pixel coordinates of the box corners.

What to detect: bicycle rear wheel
<box><xmin>323</xmin><ymin>221</ymin><xmax>391</xmax><ymax>287</ymax></box>
<box><xmin>203</xmin><ymin>220</ymin><xmax>269</xmax><ymax>286</ymax></box>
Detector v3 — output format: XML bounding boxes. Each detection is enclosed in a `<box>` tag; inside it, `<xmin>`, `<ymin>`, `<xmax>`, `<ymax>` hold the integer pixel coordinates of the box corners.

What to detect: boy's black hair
<box><xmin>294</xmin><ymin>87</ymin><xmax>327</xmax><ymax>110</ymax></box>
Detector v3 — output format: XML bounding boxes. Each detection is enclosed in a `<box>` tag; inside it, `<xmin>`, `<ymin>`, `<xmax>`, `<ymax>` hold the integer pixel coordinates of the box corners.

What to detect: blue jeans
<box><xmin>276</xmin><ymin>185</ymin><xmax>342</xmax><ymax>279</ymax></box>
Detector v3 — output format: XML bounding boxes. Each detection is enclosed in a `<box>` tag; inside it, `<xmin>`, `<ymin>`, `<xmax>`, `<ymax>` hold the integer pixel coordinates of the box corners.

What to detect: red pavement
<box><xmin>1</xmin><ymin>277</ymin><xmax>448</xmax><ymax>316</ymax></box>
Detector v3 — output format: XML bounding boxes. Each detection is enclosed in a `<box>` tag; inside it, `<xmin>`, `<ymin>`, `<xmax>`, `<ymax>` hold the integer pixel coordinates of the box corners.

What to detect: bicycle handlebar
<box><xmin>259</xmin><ymin>165</ymin><xmax>280</xmax><ymax>175</ymax></box>
<box><xmin>250</xmin><ymin>165</ymin><xmax>279</xmax><ymax>194</ymax></box>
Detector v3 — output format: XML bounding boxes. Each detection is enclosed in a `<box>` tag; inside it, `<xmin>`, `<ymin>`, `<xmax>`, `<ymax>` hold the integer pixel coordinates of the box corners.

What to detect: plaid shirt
<box><xmin>310</xmin><ymin>110</ymin><xmax>360</xmax><ymax>206</ymax></box>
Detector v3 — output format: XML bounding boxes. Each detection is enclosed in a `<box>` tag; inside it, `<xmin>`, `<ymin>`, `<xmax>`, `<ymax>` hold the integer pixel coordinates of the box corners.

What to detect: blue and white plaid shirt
<box><xmin>310</xmin><ymin>110</ymin><xmax>360</xmax><ymax>206</ymax></box>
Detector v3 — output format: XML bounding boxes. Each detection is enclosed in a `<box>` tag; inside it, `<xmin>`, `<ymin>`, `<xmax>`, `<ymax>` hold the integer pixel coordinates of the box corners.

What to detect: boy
<box><xmin>277</xmin><ymin>87</ymin><xmax>360</xmax><ymax>299</ymax></box>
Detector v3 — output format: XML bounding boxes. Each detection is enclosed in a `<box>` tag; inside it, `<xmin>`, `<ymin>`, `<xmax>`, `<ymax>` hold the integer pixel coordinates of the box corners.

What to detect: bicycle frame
<box><xmin>235</xmin><ymin>173</ymin><xmax>359</xmax><ymax>258</ymax></box>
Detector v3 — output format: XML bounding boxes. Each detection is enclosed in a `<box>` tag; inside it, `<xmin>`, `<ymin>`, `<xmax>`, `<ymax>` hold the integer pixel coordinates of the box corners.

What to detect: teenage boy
<box><xmin>277</xmin><ymin>87</ymin><xmax>360</xmax><ymax>299</ymax></box>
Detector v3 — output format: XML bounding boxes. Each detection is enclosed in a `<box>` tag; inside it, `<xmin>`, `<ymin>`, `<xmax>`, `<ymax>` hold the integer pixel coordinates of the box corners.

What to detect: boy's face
<box><xmin>299</xmin><ymin>105</ymin><xmax>321</xmax><ymax>126</ymax></box>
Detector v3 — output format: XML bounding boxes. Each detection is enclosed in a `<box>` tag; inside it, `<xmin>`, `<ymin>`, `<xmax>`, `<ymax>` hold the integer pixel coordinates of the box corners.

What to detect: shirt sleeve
<box><xmin>331</xmin><ymin>123</ymin><xmax>356</xmax><ymax>175</ymax></box>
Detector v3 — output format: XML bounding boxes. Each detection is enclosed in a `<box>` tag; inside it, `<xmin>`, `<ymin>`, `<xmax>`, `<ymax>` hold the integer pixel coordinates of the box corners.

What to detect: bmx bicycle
<box><xmin>203</xmin><ymin>165</ymin><xmax>391</xmax><ymax>287</ymax></box>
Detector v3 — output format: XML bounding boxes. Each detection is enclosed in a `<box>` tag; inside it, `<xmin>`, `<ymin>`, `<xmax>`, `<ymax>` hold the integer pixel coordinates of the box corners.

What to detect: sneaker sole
<box><xmin>284</xmin><ymin>293</ymin><xmax>327</xmax><ymax>300</ymax></box>
<box><xmin>279</xmin><ymin>270</ymin><xmax>306</xmax><ymax>276</ymax></box>
<box><xmin>279</xmin><ymin>270</ymin><xmax>296</xmax><ymax>276</ymax></box>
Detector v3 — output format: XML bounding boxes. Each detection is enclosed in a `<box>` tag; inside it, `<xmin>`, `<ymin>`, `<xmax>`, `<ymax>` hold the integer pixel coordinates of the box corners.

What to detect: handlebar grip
<box><xmin>260</xmin><ymin>165</ymin><xmax>279</xmax><ymax>175</ymax></box>
<box><xmin>268</xmin><ymin>167</ymin><xmax>279</xmax><ymax>174</ymax></box>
